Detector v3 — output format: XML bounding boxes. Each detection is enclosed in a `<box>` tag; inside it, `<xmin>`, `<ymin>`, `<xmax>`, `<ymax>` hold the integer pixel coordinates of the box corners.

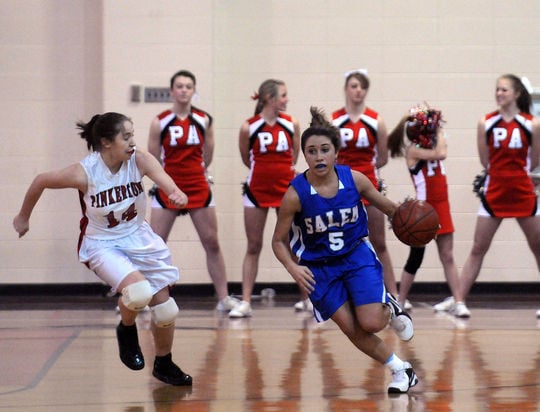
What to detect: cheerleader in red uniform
<box><xmin>331</xmin><ymin>70</ymin><xmax>400</xmax><ymax>305</ymax></box>
<box><xmin>388</xmin><ymin>105</ymin><xmax>469</xmax><ymax>317</ymax></box>
<box><xmin>231</xmin><ymin>79</ymin><xmax>300</xmax><ymax>318</ymax></box>
<box><xmin>148</xmin><ymin>70</ymin><xmax>239</xmax><ymax>313</ymax></box>
<box><xmin>454</xmin><ymin>74</ymin><xmax>540</xmax><ymax>318</ymax></box>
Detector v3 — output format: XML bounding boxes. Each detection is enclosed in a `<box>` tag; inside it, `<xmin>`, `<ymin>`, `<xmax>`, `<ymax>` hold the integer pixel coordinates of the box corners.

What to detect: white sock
<box><xmin>385</xmin><ymin>353</ymin><xmax>405</xmax><ymax>372</ymax></box>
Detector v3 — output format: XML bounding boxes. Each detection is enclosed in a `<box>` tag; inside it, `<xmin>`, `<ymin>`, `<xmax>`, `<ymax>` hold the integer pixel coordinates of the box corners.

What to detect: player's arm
<box><xmin>135</xmin><ymin>148</ymin><xmax>187</xmax><ymax>208</ymax></box>
<box><xmin>529</xmin><ymin>116</ymin><xmax>540</xmax><ymax>171</ymax></box>
<box><xmin>406</xmin><ymin>129</ymin><xmax>447</xmax><ymax>163</ymax></box>
<box><xmin>477</xmin><ymin>117</ymin><xmax>489</xmax><ymax>169</ymax></box>
<box><xmin>203</xmin><ymin>114</ymin><xmax>215</xmax><ymax>168</ymax></box>
<box><xmin>291</xmin><ymin>117</ymin><xmax>301</xmax><ymax>165</ymax></box>
<box><xmin>13</xmin><ymin>163</ymin><xmax>87</xmax><ymax>238</ymax></box>
<box><xmin>353</xmin><ymin>170</ymin><xmax>398</xmax><ymax>218</ymax></box>
<box><xmin>238</xmin><ymin>121</ymin><xmax>251</xmax><ymax>169</ymax></box>
<box><xmin>271</xmin><ymin>187</ymin><xmax>315</xmax><ymax>293</ymax></box>
<box><xmin>375</xmin><ymin>115</ymin><xmax>389</xmax><ymax>168</ymax></box>
<box><xmin>147</xmin><ymin>117</ymin><xmax>162</xmax><ymax>163</ymax></box>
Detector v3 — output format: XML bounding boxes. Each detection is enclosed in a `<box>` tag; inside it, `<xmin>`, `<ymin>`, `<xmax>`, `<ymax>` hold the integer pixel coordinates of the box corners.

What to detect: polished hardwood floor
<box><xmin>0</xmin><ymin>293</ymin><xmax>539</xmax><ymax>411</ymax></box>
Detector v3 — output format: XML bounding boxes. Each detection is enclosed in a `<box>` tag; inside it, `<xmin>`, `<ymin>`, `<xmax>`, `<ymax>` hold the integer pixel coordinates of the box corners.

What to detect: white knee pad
<box><xmin>121</xmin><ymin>280</ymin><xmax>153</xmax><ymax>311</ymax></box>
<box><xmin>151</xmin><ymin>297</ymin><xmax>179</xmax><ymax>328</ymax></box>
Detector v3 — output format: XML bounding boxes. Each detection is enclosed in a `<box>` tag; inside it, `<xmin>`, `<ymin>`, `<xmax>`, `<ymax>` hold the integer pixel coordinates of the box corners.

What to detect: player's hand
<box><xmin>13</xmin><ymin>214</ymin><xmax>29</xmax><ymax>238</ymax></box>
<box><xmin>288</xmin><ymin>264</ymin><xmax>316</xmax><ymax>294</ymax></box>
<box><xmin>168</xmin><ymin>191</ymin><xmax>188</xmax><ymax>208</ymax></box>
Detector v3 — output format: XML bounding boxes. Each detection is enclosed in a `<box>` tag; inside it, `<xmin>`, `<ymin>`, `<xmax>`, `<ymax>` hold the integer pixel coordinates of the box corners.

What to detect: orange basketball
<box><xmin>392</xmin><ymin>199</ymin><xmax>439</xmax><ymax>247</ymax></box>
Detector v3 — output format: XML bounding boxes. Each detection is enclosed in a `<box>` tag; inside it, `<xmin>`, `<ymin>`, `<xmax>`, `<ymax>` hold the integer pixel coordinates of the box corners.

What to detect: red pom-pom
<box><xmin>406</xmin><ymin>106</ymin><xmax>442</xmax><ymax>149</ymax></box>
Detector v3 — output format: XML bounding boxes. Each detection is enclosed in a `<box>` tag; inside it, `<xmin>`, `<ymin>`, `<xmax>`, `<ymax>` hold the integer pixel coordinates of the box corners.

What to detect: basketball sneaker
<box><xmin>387</xmin><ymin>361</ymin><xmax>419</xmax><ymax>394</ymax></box>
<box><xmin>116</xmin><ymin>321</ymin><xmax>144</xmax><ymax>370</ymax></box>
<box><xmin>405</xmin><ymin>300</ymin><xmax>413</xmax><ymax>311</ymax></box>
<box><xmin>229</xmin><ymin>300</ymin><xmax>252</xmax><ymax>318</ymax></box>
<box><xmin>452</xmin><ymin>302</ymin><xmax>471</xmax><ymax>318</ymax></box>
<box><xmin>386</xmin><ymin>293</ymin><xmax>414</xmax><ymax>341</ymax></box>
<box><xmin>433</xmin><ymin>296</ymin><xmax>454</xmax><ymax>312</ymax></box>
<box><xmin>152</xmin><ymin>353</ymin><xmax>192</xmax><ymax>386</ymax></box>
<box><xmin>294</xmin><ymin>298</ymin><xmax>313</xmax><ymax>312</ymax></box>
<box><xmin>216</xmin><ymin>295</ymin><xmax>241</xmax><ymax>311</ymax></box>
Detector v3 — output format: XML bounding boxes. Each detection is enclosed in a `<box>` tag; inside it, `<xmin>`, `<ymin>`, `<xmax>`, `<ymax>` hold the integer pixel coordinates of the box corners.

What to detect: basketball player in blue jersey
<box><xmin>272</xmin><ymin>107</ymin><xmax>418</xmax><ymax>394</ymax></box>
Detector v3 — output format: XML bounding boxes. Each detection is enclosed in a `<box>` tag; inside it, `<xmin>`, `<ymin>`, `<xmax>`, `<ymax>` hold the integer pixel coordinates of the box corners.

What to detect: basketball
<box><xmin>392</xmin><ymin>199</ymin><xmax>439</xmax><ymax>247</ymax></box>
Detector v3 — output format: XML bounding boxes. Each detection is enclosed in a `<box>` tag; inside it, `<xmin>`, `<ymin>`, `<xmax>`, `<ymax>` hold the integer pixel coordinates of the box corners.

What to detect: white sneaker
<box><xmin>536</xmin><ymin>309</ymin><xmax>540</xmax><ymax>318</ymax></box>
<box><xmin>452</xmin><ymin>302</ymin><xmax>471</xmax><ymax>318</ymax></box>
<box><xmin>216</xmin><ymin>296</ymin><xmax>241</xmax><ymax>311</ymax></box>
<box><xmin>433</xmin><ymin>296</ymin><xmax>454</xmax><ymax>312</ymax></box>
<box><xmin>389</xmin><ymin>313</ymin><xmax>414</xmax><ymax>342</ymax></box>
<box><xmin>387</xmin><ymin>293</ymin><xmax>414</xmax><ymax>342</ymax></box>
<box><xmin>229</xmin><ymin>301</ymin><xmax>252</xmax><ymax>318</ymax></box>
<box><xmin>387</xmin><ymin>361</ymin><xmax>419</xmax><ymax>394</ymax></box>
<box><xmin>294</xmin><ymin>298</ymin><xmax>313</xmax><ymax>312</ymax></box>
<box><xmin>398</xmin><ymin>296</ymin><xmax>413</xmax><ymax>311</ymax></box>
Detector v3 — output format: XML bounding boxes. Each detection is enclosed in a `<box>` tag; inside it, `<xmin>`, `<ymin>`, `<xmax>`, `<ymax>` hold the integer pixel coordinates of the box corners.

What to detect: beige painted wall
<box><xmin>3</xmin><ymin>0</ymin><xmax>540</xmax><ymax>286</ymax></box>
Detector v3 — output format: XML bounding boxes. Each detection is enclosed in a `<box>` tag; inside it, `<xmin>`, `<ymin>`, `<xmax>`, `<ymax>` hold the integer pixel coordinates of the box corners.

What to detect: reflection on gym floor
<box><xmin>0</xmin><ymin>296</ymin><xmax>539</xmax><ymax>411</ymax></box>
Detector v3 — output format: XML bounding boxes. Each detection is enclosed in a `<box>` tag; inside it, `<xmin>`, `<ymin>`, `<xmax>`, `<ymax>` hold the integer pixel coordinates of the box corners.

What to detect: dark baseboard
<box><xmin>0</xmin><ymin>281</ymin><xmax>539</xmax><ymax>297</ymax></box>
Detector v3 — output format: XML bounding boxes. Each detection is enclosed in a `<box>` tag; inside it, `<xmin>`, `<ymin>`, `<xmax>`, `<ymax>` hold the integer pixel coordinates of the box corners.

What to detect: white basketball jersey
<box><xmin>79</xmin><ymin>151</ymin><xmax>146</xmax><ymax>239</ymax></box>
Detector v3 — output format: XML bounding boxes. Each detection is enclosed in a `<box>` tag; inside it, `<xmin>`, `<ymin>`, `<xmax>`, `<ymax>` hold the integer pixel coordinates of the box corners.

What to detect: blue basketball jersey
<box><xmin>289</xmin><ymin>165</ymin><xmax>369</xmax><ymax>263</ymax></box>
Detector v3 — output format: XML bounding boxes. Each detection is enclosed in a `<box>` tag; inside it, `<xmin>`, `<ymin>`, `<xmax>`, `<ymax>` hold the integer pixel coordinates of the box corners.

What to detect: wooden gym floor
<box><xmin>0</xmin><ymin>292</ymin><xmax>538</xmax><ymax>411</ymax></box>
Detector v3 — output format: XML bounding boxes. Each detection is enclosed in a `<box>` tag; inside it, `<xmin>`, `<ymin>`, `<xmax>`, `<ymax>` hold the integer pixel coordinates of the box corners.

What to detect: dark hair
<box><xmin>499</xmin><ymin>73</ymin><xmax>532</xmax><ymax>114</ymax></box>
<box><xmin>170</xmin><ymin>70</ymin><xmax>197</xmax><ymax>89</ymax></box>
<box><xmin>77</xmin><ymin>112</ymin><xmax>131</xmax><ymax>151</ymax></box>
<box><xmin>301</xmin><ymin>107</ymin><xmax>341</xmax><ymax>153</ymax></box>
<box><xmin>345</xmin><ymin>71</ymin><xmax>370</xmax><ymax>90</ymax></box>
<box><xmin>387</xmin><ymin>116</ymin><xmax>409</xmax><ymax>158</ymax></box>
<box><xmin>252</xmin><ymin>79</ymin><xmax>285</xmax><ymax>115</ymax></box>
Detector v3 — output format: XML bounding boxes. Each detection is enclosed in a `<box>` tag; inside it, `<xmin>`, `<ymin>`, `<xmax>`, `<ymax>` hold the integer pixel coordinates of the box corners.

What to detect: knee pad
<box><xmin>151</xmin><ymin>297</ymin><xmax>179</xmax><ymax>328</ymax></box>
<box><xmin>121</xmin><ymin>280</ymin><xmax>153</xmax><ymax>311</ymax></box>
<box><xmin>403</xmin><ymin>247</ymin><xmax>426</xmax><ymax>275</ymax></box>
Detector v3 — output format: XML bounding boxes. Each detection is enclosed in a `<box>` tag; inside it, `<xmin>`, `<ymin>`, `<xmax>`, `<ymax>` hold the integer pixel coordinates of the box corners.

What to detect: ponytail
<box><xmin>76</xmin><ymin>112</ymin><xmax>131</xmax><ymax>151</ymax></box>
<box><xmin>387</xmin><ymin>116</ymin><xmax>408</xmax><ymax>158</ymax></box>
<box><xmin>300</xmin><ymin>107</ymin><xmax>341</xmax><ymax>153</ymax></box>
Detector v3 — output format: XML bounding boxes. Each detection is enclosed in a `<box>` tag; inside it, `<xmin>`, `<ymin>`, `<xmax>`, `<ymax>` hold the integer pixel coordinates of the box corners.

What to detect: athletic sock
<box><xmin>155</xmin><ymin>353</ymin><xmax>173</xmax><ymax>365</ymax></box>
<box><xmin>385</xmin><ymin>353</ymin><xmax>405</xmax><ymax>372</ymax></box>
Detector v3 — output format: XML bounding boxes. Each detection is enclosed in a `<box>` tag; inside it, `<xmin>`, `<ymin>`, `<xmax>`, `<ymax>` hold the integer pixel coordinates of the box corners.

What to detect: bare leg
<box><xmin>515</xmin><ymin>216</ymin><xmax>540</xmax><ymax>316</ymax></box>
<box><xmin>459</xmin><ymin>216</ymin><xmax>501</xmax><ymax>300</ymax></box>
<box><xmin>149</xmin><ymin>287</ymin><xmax>175</xmax><ymax>357</ymax></box>
<box><xmin>435</xmin><ymin>233</ymin><xmax>463</xmax><ymax>301</ymax></box>
<box><xmin>117</xmin><ymin>271</ymin><xmax>147</xmax><ymax>326</ymax></box>
<box><xmin>517</xmin><ymin>216</ymin><xmax>540</xmax><ymax>270</ymax></box>
<box><xmin>117</xmin><ymin>275</ymin><xmax>176</xmax><ymax>357</ymax></box>
<box><xmin>241</xmin><ymin>207</ymin><xmax>269</xmax><ymax>302</ymax></box>
<box><xmin>398</xmin><ymin>271</ymin><xmax>415</xmax><ymax>308</ymax></box>
<box><xmin>116</xmin><ymin>271</ymin><xmax>150</xmax><ymax>371</ymax></box>
<box><xmin>332</xmin><ymin>301</ymin><xmax>418</xmax><ymax>392</ymax></box>
<box><xmin>331</xmin><ymin>301</ymin><xmax>392</xmax><ymax>363</ymax></box>
<box><xmin>190</xmin><ymin>207</ymin><xmax>230</xmax><ymax>300</ymax></box>
<box><xmin>298</xmin><ymin>289</ymin><xmax>309</xmax><ymax>301</ymax></box>
<box><xmin>367</xmin><ymin>205</ymin><xmax>398</xmax><ymax>295</ymax></box>
<box><xmin>149</xmin><ymin>207</ymin><xmax>178</xmax><ymax>242</ymax></box>
<box><xmin>149</xmin><ymin>288</ymin><xmax>192</xmax><ymax>385</ymax></box>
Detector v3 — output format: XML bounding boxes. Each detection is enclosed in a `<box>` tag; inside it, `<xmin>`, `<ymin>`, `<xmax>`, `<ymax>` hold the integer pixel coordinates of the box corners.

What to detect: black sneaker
<box><xmin>116</xmin><ymin>322</ymin><xmax>145</xmax><ymax>370</ymax></box>
<box><xmin>386</xmin><ymin>293</ymin><xmax>414</xmax><ymax>341</ymax></box>
<box><xmin>153</xmin><ymin>353</ymin><xmax>193</xmax><ymax>386</ymax></box>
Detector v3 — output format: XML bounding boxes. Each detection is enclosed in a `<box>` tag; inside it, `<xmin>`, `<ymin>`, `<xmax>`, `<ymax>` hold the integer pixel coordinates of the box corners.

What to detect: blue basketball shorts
<box><xmin>306</xmin><ymin>240</ymin><xmax>387</xmax><ymax>322</ymax></box>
